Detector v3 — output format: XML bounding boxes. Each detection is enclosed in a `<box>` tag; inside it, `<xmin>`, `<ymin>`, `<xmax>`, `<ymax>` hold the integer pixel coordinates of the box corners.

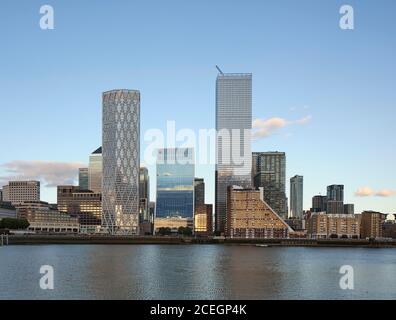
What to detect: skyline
<box><xmin>1</xmin><ymin>0</ymin><xmax>395</xmax><ymax>214</ymax></box>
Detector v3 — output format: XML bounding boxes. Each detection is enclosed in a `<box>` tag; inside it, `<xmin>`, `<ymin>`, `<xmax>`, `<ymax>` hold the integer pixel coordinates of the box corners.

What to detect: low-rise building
<box><xmin>2</xmin><ymin>181</ymin><xmax>40</xmax><ymax>205</ymax></box>
<box><xmin>226</xmin><ymin>186</ymin><xmax>292</xmax><ymax>239</ymax></box>
<box><xmin>307</xmin><ymin>212</ymin><xmax>360</xmax><ymax>239</ymax></box>
<box><xmin>13</xmin><ymin>200</ymin><xmax>79</xmax><ymax>233</ymax></box>
<box><xmin>154</xmin><ymin>216</ymin><xmax>193</xmax><ymax>234</ymax></box>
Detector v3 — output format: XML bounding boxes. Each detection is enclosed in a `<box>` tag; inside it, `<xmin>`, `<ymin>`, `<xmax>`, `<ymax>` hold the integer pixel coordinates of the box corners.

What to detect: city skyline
<box><xmin>0</xmin><ymin>0</ymin><xmax>395</xmax><ymax>214</ymax></box>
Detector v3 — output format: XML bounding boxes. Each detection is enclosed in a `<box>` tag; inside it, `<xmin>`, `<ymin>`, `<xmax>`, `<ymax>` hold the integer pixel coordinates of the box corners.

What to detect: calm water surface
<box><xmin>0</xmin><ymin>245</ymin><xmax>395</xmax><ymax>299</ymax></box>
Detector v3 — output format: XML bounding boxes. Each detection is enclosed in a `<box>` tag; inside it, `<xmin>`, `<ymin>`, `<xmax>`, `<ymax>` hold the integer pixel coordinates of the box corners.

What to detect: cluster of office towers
<box><xmin>1</xmin><ymin>70</ymin><xmax>353</xmax><ymax>236</ymax></box>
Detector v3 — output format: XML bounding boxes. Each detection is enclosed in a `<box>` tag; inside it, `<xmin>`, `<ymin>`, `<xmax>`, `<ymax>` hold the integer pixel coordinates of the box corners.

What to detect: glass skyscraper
<box><xmin>78</xmin><ymin>168</ymin><xmax>89</xmax><ymax>190</ymax></box>
<box><xmin>290</xmin><ymin>175</ymin><xmax>303</xmax><ymax>219</ymax></box>
<box><xmin>215</xmin><ymin>71</ymin><xmax>252</xmax><ymax>233</ymax></box>
<box><xmin>253</xmin><ymin>152</ymin><xmax>288</xmax><ymax>219</ymax></box>
<box><xmin>156</xmin><ymin>148</ymin><xmax>194</xmax><ymax>219</ymax></box>
<box><xmin>89</xmin><ymin>147</ymin><xmax>102</xmax><ymax>194</ymax></box>
<box><xmin>102</xmin><ymin>89</ymin><xmax>140</xmax><ymax>235</ymax></box>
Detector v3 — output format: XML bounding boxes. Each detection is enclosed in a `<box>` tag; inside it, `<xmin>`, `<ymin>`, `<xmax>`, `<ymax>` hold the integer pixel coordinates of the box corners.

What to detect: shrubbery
<box><xmin>0</xmin><ymin>218</ymin><xmax>30</xmax><ymax>230</ymax></box>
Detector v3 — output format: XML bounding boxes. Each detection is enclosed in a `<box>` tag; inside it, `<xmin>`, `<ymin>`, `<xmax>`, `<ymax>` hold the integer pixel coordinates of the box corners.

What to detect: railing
<box><xmin>1</xmin><ymin>234</ymin><xmax>9</xmax><ymax>246</ymax></box>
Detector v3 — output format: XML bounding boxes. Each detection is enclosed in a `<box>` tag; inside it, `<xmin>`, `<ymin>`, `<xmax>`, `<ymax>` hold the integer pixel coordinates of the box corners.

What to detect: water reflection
<box><xmin>0</xmin><ymin>245</ymin><xmax>395</xmax><ymax>299</ymax></box>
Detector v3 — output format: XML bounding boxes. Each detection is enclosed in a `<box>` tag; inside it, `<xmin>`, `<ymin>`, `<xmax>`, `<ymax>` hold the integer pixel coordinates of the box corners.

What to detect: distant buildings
<box><xmin>0</xmin><ymin>202</ymin><xmax>16</xmax><ymax>220</ymax></box>
<box><xmin>156</xmin><ymin>148</ymin><xmax>194</xmax><ymax>219</ymax></box>
<box><xmin>78</xmin><ymin>168</ymin><xmax>89</xmax><ymax>190</ymax></box>
<box><xmin>360</xmin><ymin>211</ymin><xmax>386</xmax><ymax>239</ymax></box>
<box><xmin>290</xmin><ymin>175</ymin><xmax>303</xmax><ymax>219</ymax></box>
<box><xmin>226</xmin><ymin>186</ymin><xmax>292</xmax><ymax>239</ymax></box>
<box><xmin>311</xmin><ymin>195</ymin><xmax>327</xmax><ymax>212</ymax></box>
<box><xmin>139</xmin><ymin>167</ymin><xmax>152</xmax><ymax>234</ymax></box>
<box><xmin>307</xmin><ymin>212</ymin><xmax>360</xmax><ymax>239</ymax></box>
<box><xmin>2</xmin><ymin>181</ymin><xmax>40</xmax><ymax>205</ymax></box>
<box><xmin>344</xmin><ymin>204</ymin><xmax>355</xmax><ymax>215</ymax></box>
<box><xmin>326</xmin><ymin>184</ymin><xmax>344</xmax><ymax>214</ymax></box>
<box><xmin>215</xmin><ymin>71</ymin><xmax>252</xmax><ymax>234</ymax></box>
<box><xmin>0</xmin><ymin>188</ymin><xmax>3</xmax><ymax>202</ymax></box>
<box><xmin>89</xmin><ymin>147</ymin><xmax>102</xmax><ymax>194</ymax></box>
<box><xmin>193</xmin><ymin>178</ymin><xmax>213</xmax><ymax>236</ymax></box>
<box><xmin>326</xmin><ymin>200</ymin><xmax>344</xmax><ymax>214</ymax></box>
<box><xmin>253</xmin><ymin>152</ymin><xmax>287</xmax><ymax>219</ymax></box>
<box><xmin>57</xmin><ymin>186</ymin><xmax>102</xmax><ymax>233</ymax></box>
<box><xmin>102</xmin><ymin>90</ymin><xmax>140</xmax><ymax>235</ymax></box>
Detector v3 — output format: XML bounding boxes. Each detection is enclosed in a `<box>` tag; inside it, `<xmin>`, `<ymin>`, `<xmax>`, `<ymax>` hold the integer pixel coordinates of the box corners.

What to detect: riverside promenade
<box><xmin>5</xmin><ymin>234</ymin><xmax>396</xmax><ymax>248</ymax></box>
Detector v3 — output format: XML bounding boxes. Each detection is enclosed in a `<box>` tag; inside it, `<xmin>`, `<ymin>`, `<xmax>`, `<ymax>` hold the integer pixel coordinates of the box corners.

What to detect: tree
<box><xmin>0</xmin><ymin>218</ymin><xmax>30</xmax><ymax>230</ymax></box>
<box><xmin>178</xmin><ymin>226</ymin><xmax>192</xmax><ymax>236</ymax></box>
<box><xmin>157</xmin><ymin>227</ymin><xmax>172</xmax><ymax>236</ymax></box>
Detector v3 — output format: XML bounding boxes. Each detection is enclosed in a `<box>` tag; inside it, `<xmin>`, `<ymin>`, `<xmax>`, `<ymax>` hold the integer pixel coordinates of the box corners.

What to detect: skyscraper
<box><xmin>139</xmin><ymin>167</ymin><xmax>150</xmax><ymax>222</ymax></box>
<box><xmin>89</xmin><ymin>147</ymin><xmax>102</xmax><ymax>194</ymax></box>
<box><xmin>290</xmin><ymin>175</ymin><xmax>303</xmax><ymax>219</ymax></box>
<box><xmin>156</xmin><ymin>148</ymin><xmax>195</xmax><ymax>219</ymax></box>
<box><xmin>78</xmin><ymin>168</ymin><xmax>89</xmax><ymax>190</ymax></box>
<box><xmin>102</xmin><ymin>89</ymin><xmax>140</xmax><ymax>235</ymax></box>
<box><xmin>311</xmin><ymin>195</ymin><xmax>327</xmax><ymax>212</ymax></box>
<box><xmin>327</xmin><ymin>185</ymin><xmax>344</xmax><ymax>202</ymax></box>
<box><xmin>327</xmin><ymin>184</ymin><xmax>344</xmax><ymax>214</ymax></box>
<box><xmin>215</xmin><ymin>70</ymin><xmax>252</xmax><ymax>233</ymax></box>
<box><xmin>253</xmin><ymin>152</ymin><xmax>287</xmax><ymax>219</ymax></box>
<box><xmin>194</xmin><ymin>178</ymin><xmax>205</xmax><ymax>210</ymax></box>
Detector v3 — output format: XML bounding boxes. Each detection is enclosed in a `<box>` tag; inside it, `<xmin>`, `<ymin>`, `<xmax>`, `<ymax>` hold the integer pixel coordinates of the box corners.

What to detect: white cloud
<box><xmin>354</xmin><ymin>187</ymin><xmax>374</xmax><ymax>197</ymax></box>
<box><xmin>354</xmin><ymin>187</ymin><xmax>395</xmax><ymax>198</ymax></box>
<box><xmin>0</xmin><ymin>160</ymin><xmax>85</xmax><ymax>188</ymax></box>
<box><xmin>375</xmin><ymin>189</ymin><xmax>396</xmax><ymax>197</ymax></box>
<box><xmin>252</xmin><ymin>115</ymin><xmax>312</xmax><ymax>140</ymax></box>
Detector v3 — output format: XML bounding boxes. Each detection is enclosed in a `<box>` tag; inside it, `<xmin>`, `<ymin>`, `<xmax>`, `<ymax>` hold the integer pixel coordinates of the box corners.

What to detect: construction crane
<box><xmin>215</xmin><ymin>65</ymin><xmax>224</xmax><ymax>75</ymax></box>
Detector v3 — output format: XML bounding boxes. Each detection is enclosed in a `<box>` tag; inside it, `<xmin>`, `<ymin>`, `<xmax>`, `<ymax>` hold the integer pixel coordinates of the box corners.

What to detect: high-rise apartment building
<box><xmin>290</xmin><ymin>175</ymin><xmax>303</xmax><ymax>219</ymax></box>
<box><xmin>253</xmin><ymin>152</ymin><xmax>287</xmax><ymax>219</ymax></box>
<box><xmin>344</xmin><ymin>204</ymin><xmax>355</xmax><ymax>215</ymax></box>
<box><xmin>2</xmin><ymin>181</ymin><xmax>40</xmax><ymax>205</ymax></box>
<box><xmin>215</xmin><ymin>71</ymin><xmax>252</xmax><ymax>233</ymax></box>
<box><xmin>194</xmin><ymin>178</ymin><xmax>205</xmax><ymax>209</ymax></box>
<box><xmin>311</xmin><ymin>195</ymin><xmax>327</xmax><ymax>212</ymax></box>
<box><xmin>156</xmin><ymin>148</ymin><xmax>195</xmax><ymax>219</ymax></box>
<box><xmin>194</xmin><ymin>204</ymin><xmax>213</xmax><ymax>236</ymax></box>
<box><xmin>226</xmin><ymin>186</ymin><xmax>291</xmax><ymax>239</ymax></box>
<box><xmin>89</xmin><ymin>147</ymin><xmax>102</xmax><ymax>194</ymax></box>
<box><xmin>102</xmin><ymin>89</ymin><xmax>140</xmax><ymax>235</ymax></box>
<box><xmin>139</xmin><ymin>167</ymin><xmax>150</xmax><ymax>227</ymax></box>
<box><xmin>327</xmin><ymin>185</ymin><xmax>344</xmax><ymax>201</ymax></box>
<box><xmin>78</xmin><ymin>168</ymin><xmax>89</xmax><ymax>190</ymax></box>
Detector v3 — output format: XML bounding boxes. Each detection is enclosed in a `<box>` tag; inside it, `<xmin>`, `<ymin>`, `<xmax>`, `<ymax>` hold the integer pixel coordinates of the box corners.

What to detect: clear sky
<box><xmin>0</xmin><ymin>0</ymin><xmax>395</xmax><ymax>213</ymax></box>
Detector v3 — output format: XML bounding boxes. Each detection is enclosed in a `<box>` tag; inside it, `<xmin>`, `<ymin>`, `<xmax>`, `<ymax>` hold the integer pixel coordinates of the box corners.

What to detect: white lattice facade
<box><xmin>102</xmin><ymin>89</ymin><xmax>140</xmax><ymax>235</ymax></box>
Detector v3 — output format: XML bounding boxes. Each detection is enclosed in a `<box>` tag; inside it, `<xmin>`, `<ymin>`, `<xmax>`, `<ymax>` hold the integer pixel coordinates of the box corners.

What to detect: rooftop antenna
<box><xmin>215</xmin><ymin>65</ymin><xmax>224</xmax><ymax>75</ymax></box>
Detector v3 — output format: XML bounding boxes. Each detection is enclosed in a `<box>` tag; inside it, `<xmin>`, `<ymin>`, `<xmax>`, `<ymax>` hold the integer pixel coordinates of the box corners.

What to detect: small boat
<box><xmin>255</xmin><ymin>244</ymin><xmax>270</xmax><ymax>247</ymax></box>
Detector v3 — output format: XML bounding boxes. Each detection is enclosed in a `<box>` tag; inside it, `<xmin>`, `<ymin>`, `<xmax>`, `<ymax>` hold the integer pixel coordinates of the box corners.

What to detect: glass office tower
<box><xmin>290</xmin><ymin>175</ymin><xmax>303</xmax><ymax>219</ymax></box>
<box><xmin>89</xmin><ymin>147</ymin><xmax>102</xmax><ymax>194</ymax></box>
<box><xmin>78</xmin><ymin>168</ymin><xmax>89</xmax><ymax>190</ymax></box>
<box><xmin>102</xmin><ymin>89</ymin><xmax>140</xmax><ymax>235</ymax></box>
<box><xmin>215</xmin><ymin>72</ymin><xmax>252</xmax><ymax>233</ymax></box>
<box><xmin>253</xmin><ymin>152</ymin><xmax>287</xmax><ymax>219</ymax></box>
<box><xmin>156</xmin><ymin>148</ymin><xmax>194</xmax><ymax>219</ymax></box>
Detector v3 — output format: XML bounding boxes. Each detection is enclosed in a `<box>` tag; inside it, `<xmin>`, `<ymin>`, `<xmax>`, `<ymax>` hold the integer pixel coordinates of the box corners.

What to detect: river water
<box><xmin>0</xmin><ymin>245</ymin><xmax>395</xmax><ymax>299</ymax></box>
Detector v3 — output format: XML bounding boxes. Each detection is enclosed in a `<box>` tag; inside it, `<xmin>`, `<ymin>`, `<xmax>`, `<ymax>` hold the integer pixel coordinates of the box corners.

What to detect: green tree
<box><xmin>157</xmin><ymin>227</ymin><xmax>172</xmax><ymax>236</ymax></box>
<box><xmin>178</xmin><ymin>226</ymin><xmax>192</xmax><ymax>236</ymax></box>
<box><xmin>0</xmin><ymin>218</ymin><xmax>30</xmax><ymax>230</ymax></box>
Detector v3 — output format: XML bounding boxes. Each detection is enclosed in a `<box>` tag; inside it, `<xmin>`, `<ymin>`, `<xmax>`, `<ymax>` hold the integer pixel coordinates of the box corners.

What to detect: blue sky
<box><xmin>0</xmin><ymin>0</ymin><xmax>395</xmax><ymax>213</ymax></box>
